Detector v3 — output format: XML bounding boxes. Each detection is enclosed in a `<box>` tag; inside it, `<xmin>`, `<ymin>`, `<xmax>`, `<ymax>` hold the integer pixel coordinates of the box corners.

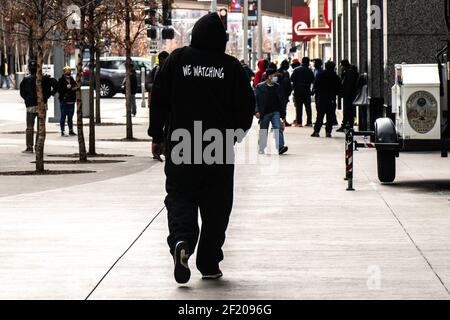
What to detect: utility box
<box><xmin>392</xmin><ymin>64</ymin><xmax>441</xmax><ymax>141</ymax></box>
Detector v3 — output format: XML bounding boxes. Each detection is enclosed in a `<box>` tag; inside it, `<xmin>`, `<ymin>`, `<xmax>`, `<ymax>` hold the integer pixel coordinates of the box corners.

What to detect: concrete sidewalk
<box><xmin>0</xmin><ymin>91</ymin><xmax>449</xmax><ymax>299</ymax></box>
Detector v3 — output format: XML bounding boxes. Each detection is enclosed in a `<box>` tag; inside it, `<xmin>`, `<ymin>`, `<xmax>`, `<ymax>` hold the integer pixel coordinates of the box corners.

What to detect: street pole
<box><xmin>211</xmin><ymin>0</ymin><xmax>217</xmax><ymax>12</ymax></box>
<box><xmin>257</xmin><ymin>0</ymin><xmax>262</xmax><ymax>60</ymax></box>
<box><xmin>243</xmin><ymin>0</ymin><xmax>249</xmax><ymax>64</ymax></box>
<box><xmin>49</xmin><ymin>32</ymin><xmax>63</xmax><ymax>123</ymax></box>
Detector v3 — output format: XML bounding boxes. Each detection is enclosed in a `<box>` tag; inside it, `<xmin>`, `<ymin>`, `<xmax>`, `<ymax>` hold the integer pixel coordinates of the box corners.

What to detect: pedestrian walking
<box><xmin>19</xmin><ymin>60</ymin><xmax>58</xmax><ymax>153</ymax></box>
<box><xmin>240</xmin><ymin>59</ymin><xmax>255</xmax><ymax>82</ymax></box>
<box><xmin>0</xmin><ymin>56</ymin><xmax>11</xmax><ymax>89</ymax></box>
<box><xmin>337</xmin><ymin>59</ymin><xmax>359</xmax><ymax>132</ymax></box>
<box><xmin>291</xmin><ymin>58</ymin><xmax>301</xmax><ymax>70</ymax></box>
<box><xmin>255</xmin><ymin>68</ymin><xmax>289</xmax><ymax>155</ymax></box>
<box><xmin>311</xmin><ymin>61</ymin><xmax>342</xmax><ymax>138</ymax></box>
<box><xmin>58</xmin><ymin>66</ymin><xmax>77</xmax><ymax>137</ymax></box>
<box><xmin>148</xmin><ymin>51</ymin><xmax>170</xmax><ymax>107</ymax></box>
<box><xmin>278</xmin><ymin>60</ymin><xmax>293</xmax><ymax>127</ymax></box>
<box><xmin>253</xmin><ymin>58</ymin><xmax>268</xmax><ymax>87</ymax></box>
<box><xmin>261</xmin><ymin>62</ymin><xmax>277</xmax><ymax>82</ymax></box>
<box><xmin>291</xmin><ymin>57</ymin><xmax>314</xmax><ymax>127</ymax></box>
<box><xmin>313</xmin><ymin>59</ymin><xmax>324</xmax><ymax>79</ymax></box>
<box><xmin>148</xmin><ymin>12</ymin><xmax>255</xmax><ymax>284</ymax></box>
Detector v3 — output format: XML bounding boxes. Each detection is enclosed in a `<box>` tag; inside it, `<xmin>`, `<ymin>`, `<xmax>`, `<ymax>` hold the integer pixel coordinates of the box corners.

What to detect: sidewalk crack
<box><xmin>85</xmin><ymin>206</ymin><xmax>166</xmax><ymax>300</ymax></box>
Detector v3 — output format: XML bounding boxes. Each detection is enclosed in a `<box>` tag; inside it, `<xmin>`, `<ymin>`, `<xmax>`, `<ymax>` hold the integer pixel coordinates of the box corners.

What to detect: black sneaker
<box><xmin>336</xmin><ymin>127</ymin><xmax>345</xmax><ymax>133</ymax></box>
<box><xmin>22</xmin><ymin>148</ymin><xmax>33</xmax><ymax>154</ymax></box>
<box><xmin>279</xmin><ymin>146</ymin><xmax>288</xmax><ymax>155</ymax></box>
<box><xmin>326</xmin><ymin>132</ymin><xmax>332</xmax><ymax>138</ymax></box>
<box><xmin>305</xmin><ymin>123</ymin><xmax>313</xmax><ymax>127</ymax></box>
<box><xmin>202</xmin><ymin>270</ymin><xmax>223</xmax><ymax>280</ymax></box>
<box><xmin>69</xmin><ymin>131</ymin><xmax>77</xmax><ymax>136</ymax></box>
<box><xmin>61</xmin><ymin>132</ymin><xmax>68</xmax><ymax>137</ymax></box>
<box><xmin>311</xmin><ymin>132</ymin><xmax>320</xmax><ymax>137</ymax></box>
<box><xmin>173</xmin><ymin>241</ymin><xmax>191</xmax><ymax>284</ymax></box>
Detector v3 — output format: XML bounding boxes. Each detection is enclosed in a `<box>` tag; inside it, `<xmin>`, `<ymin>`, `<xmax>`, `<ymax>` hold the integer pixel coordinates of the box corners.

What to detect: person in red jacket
<box><xmin>253</xmin><ymin>59</ymin><xmax>268</xmax><ymax>87</ymax></box>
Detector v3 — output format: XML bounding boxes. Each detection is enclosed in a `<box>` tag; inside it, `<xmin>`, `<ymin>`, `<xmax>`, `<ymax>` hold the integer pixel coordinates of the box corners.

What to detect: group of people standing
<box><xmin>19</xmin><ymin>62</ymin><xmax>79</xmax><ymax>153</ymax></box>
<box><xmin>250</xmin><ymin>55</ymin><xmax>359</xmax><ymax>140</ymax></box>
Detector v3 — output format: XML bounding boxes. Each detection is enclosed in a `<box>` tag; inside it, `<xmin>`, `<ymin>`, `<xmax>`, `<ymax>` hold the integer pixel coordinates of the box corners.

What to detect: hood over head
<box><xmin>257</xmin><ymin>59</ymin><xmax>266</xmax><ymax>71</ymax></box>
<box><xmin>280</xmin><ymin>60</ymin><xmax>290</xmax><ymax>71</ymax></box>
<box><xmin>191</xmin><ymin>13</ymin><xmax>227</xmax><ymax>53</ymax></box>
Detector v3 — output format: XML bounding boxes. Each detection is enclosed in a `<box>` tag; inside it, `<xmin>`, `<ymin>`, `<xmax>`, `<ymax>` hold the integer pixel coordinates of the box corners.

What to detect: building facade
<box><xmin>332</xmin><ymin>0</ymin><xmax>447</xmax><ymax>122</ymax></box>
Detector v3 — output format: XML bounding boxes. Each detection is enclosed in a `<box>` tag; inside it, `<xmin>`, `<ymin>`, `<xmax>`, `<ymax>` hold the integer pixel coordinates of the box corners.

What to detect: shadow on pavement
<box><xmin>386</xmin><ymin>179</ymin><xmax>450</xmax><ymax>192</ymax></box>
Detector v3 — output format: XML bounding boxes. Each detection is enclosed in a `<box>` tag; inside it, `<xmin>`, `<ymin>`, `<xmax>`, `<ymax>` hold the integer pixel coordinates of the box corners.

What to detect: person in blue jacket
<box><xmin>255</xmin><ymin>68</ymin><xmax>289</xmax><ymax>155</ymax></box>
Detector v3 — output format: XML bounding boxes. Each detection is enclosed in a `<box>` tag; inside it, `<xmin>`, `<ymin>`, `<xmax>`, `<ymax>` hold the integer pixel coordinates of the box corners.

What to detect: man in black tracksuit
<box><xmin>311</xmin><ymin>61</ymin><xmax>342</xmax><ymax>138</ymax></box>
<box><xmin>337</xmin><ymin>59</ymin><xmax>359</xmax><ymax>131</ymax></box>
<box><xmin>291</xmin><ymin>57</ymin><xmax>314</xmax><ymax>127</ymax></box>
<box><xmin>148</xmin><ymin>13</ymin><xmax>255</xmax><ymax>284</ymax></box>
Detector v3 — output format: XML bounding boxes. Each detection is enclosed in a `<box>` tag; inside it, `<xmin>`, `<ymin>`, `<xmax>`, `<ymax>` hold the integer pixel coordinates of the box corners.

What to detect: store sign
<box><xmin>324</xmin><ymin>0</ymin><xmax>332</xmax><ymax>27</ymax></box>
<box><xmin>292</xmin><ymin>5</ymin><xmax>311</xmax><ymax>42</ymax></box>
<box><xmin>406</xmin><ymin>91</ymin><xmax>438</xmax><ymax>134</ymax></box>
<box><xmin>228</xmin><ymin>0</ymin><xmax>242</xmax><ymax>13</ymax></box>
<box><xmin>248</xmin><ymin>0</ymin><xmax>258</xmax><ymax>26</ymax></box>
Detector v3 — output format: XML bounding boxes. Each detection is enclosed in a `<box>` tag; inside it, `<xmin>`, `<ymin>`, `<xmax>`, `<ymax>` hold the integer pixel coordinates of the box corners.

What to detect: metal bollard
<box><xmin>345</xmin><ymin>125</ymin><xmax>355</xmax><ymax>191</ymax></box>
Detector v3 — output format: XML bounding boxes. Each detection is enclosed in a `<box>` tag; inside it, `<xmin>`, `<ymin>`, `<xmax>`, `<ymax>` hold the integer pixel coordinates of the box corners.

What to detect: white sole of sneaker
<box><xmin>174</xmin><ymin>241</ymin><xmax>191</xmax><ymax>284</ymax></box>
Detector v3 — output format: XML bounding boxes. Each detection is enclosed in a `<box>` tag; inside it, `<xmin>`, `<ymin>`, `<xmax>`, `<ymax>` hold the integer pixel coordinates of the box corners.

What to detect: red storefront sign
<box><xmin>292</xmin><ymin>6</ymin><xmax>312</xmax><ymax>42</ymax></box>
<box><xmin>292</xmin><ymin>1</ymin><xmax>332</xmax><ymax>42</ymax></box>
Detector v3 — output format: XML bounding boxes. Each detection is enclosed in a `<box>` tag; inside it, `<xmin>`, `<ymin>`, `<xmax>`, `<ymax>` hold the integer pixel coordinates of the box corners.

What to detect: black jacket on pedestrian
<box><xmin>20</xmin><ymin>74</ymin><xmax>58</xmax><ymax>107</ymax></box>
<box><xmin>291</xmin><ymin>64</ymin><xmax>314</xmax><ymax>96</ymax></box>
<box><xmin>148</xmin><ymin>13</ymin><xmax>255</xmax><ymax>151</ymax></box>
<box><xmin>241</xmin><ymin>62</ymin><xmax>255</xmax><ymax>82</ymax></box>
<box><xmin>341</xmin><ymin>65</ymin><xmax>359</xmax><ymax>97</ymax></box>
<box><xmin>277</xmin><ymin>68</ymin><xmax>292</xmax><ymax>101</ymax></box>
<box><xmin>58</xmin><ymin>76</ymin><xmax>77</xmax><ymax>103</ymax></box>
<box><xmin>0</xmin><ymin>61</ymin><xmax>10</xmax><ymax>76</ymax></box>
<box><xmin>122</xmin><ymin>71</ymin><xmax>138</xmax><ymax>95</ymax></box>
<box><xmin>254</xmin><ymin>82</ymin><xmax>286</xmax><ymax>119</ymax></box>
<box><xmin>313</xmin><ymin>70</ymin><xmax>342</xmax><ymax>107</ymax></box>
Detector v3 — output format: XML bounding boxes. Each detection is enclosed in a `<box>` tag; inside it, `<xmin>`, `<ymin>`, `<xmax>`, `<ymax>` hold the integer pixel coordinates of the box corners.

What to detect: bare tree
<box><xmin>1</xmin><ymin>0</ymin><xmax>68</xmax><ymax>172</ymax></box>
<box><xmin>108</xmin><ymin>0</ymin><xmax>147</xmax><ymax>140</ymax></box>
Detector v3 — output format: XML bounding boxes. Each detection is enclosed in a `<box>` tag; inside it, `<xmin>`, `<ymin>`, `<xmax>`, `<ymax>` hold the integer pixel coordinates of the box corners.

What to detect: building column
<box><xmin>343</xmin><ymin>0</ymin><xmax>349</xmax><ymax>59</ymax></box>
<box><xmin>350</xmin><ymin>0</ymin><xmax>358</xmax><ymax>65</ymax></box>
<box><xmin>367</xmin><ymin>0</ymin><xmax>384</xmax><ymax>129</ymax></box>
<box><xmin>358</xmin><ymin>0</ymin><xmax>368</xmax><ymax>74</ymax></box>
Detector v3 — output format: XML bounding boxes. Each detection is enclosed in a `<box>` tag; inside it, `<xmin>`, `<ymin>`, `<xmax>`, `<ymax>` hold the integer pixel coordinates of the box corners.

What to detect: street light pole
<box><xmin>211</xmin><ymin>0</ymin><xmax>217</xmax><ymax>12</ymax></box>
<box><xmin>243</xmin><ymin>0</ymin><xmax>249</xmax><ymax>64</ymax></box>
<box><xmin>257</xmin><ymin>0</ymin><xmax>262</xmax><ymax>60</ymax></box>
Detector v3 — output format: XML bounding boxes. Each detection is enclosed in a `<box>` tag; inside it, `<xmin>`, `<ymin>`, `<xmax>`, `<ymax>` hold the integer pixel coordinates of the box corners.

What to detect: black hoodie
<box><xmin>148</xmin><ymin>13</ymin><xmax>255</xmax><ymax>160</ymax></box>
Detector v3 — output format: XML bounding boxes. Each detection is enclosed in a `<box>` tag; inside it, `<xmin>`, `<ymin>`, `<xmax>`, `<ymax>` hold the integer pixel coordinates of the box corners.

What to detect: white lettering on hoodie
<box><xmin>182</xmin><ymin>65</ymin><xmax>224</xmax><ymax>79</ymax></box>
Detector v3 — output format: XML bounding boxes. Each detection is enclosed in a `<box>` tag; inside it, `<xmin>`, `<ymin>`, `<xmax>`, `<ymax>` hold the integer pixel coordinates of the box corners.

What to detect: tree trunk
<box><xmin>125</xmin><ymin>0</ymin><xmax>133</xmax><ymax>140</ymax></box>
<box><xmin>95</xmin><ymin>47</ymin><xmax>101</xmax><ymax>124</ymax></box>
<box><xmin>88</xmin><ymin>6</ymin><xmax>96</xmax><ymax>155</ymax></box>
<box><xmin>75</xmin><ymin>12</ymin><xmax>88</xmax><ymax>162</ymax></box>
<box><xmin>35</xmin><ymin>27</ymin><xmax>46</xmax><ymax>173</ymax></box>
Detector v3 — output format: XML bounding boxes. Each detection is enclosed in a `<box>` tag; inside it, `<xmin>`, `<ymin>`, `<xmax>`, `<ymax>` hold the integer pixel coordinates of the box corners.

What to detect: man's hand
<box><xmin>255</xmin><ymin>112</ymin><xmax>261</xmax><ymax>119</ymax></box>
<box><xmin>152</xmin><ymin>142</ymin><xmax>165</xmax><ymax>162</ymax></box>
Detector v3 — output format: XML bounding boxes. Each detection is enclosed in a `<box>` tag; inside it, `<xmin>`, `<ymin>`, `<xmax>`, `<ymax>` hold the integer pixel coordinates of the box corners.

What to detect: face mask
<box><xmin>272</xmin><ymin>76</ymin><xmax>278</xmax><ymax>84</ymax></box>
<box><xmin>64</xmin><ymin>74</ymin><xmax>70</xmax><ymax>78</ymax></box>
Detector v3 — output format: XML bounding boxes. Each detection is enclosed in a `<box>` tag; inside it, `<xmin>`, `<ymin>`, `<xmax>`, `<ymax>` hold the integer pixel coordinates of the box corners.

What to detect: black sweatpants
<box><xmin>164</xmin><ymin>162</ymin><xmax>234</xmax><ymax>275</ymax></box>
<box><xmin>314</xmin><ymin>99</ymin><xmax>335</xmax><ymax>134</ymax></box>
<box><xmin>26</xmin><ymin>111</ymin><xmax>39</xmax><ymax>150</ymax></box>
<box><xmin>343</xmin><ymin>95</ymin><xmax>356</xmax><ymax>127</ymax></box>
<box><xmin>294</xmin><ymin>92</ymin><xmax>312</xmax><ymax>125</ymax></box>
